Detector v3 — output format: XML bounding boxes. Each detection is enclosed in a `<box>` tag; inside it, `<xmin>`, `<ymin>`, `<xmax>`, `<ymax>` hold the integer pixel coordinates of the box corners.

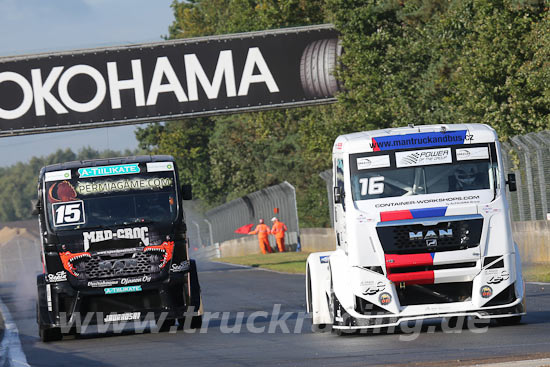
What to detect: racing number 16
<box><xmin>359</xmin><ymin>176</ymin><xmax>385</xmax><ymax>196</ymax></box>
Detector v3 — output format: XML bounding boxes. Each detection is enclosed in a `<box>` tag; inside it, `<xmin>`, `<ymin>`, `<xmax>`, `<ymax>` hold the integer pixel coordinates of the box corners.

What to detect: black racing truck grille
<box><xmin>85</xmin><ymin>251</ymin><xmax>156</xmax><ymax>279</ymax></box>
<box><xmin>376</xmin><ymin>215</ymin><xmax>483</xmax><ymax>254</ymax></box>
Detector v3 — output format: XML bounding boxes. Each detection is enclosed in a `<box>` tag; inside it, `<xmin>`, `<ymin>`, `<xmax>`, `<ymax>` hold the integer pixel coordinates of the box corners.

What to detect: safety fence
<box><xmin>181</xmin><ymin>200</ymin><xmax>217</xmax><ymax>250</ymax></box>
<box><xmin>501</xmin><ymin>130</ymin><xmax>550</xmax><ymax>222</ymax></box>
<box><xmin>205</xmin><ymin>181</ymin><xmax>300</xmax><ymax>249</ymax></box>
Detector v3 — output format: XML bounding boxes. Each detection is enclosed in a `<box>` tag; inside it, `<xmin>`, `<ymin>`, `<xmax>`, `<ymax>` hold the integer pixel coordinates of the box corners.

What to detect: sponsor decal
<box><xmin>379</xmin><ymin>292</ymin><xmax>392</xmax><ymax>306</ymax></box>
<box><xmin>371</xmin><ymin>131</ymin><xmax>467</xmax><ymax>151</ymax></box>
<box><xmin>171</xmin><ymin>260</ymin><xmax>191</xmax><ymax>273</ymax></box>
<box><xmin>487</xmin><ymin>270</ymin><xmax>510</xmax><ymax>285</ymax></box>
<box><xmin>336</xmin><ymin>142</ymin><xmax>343</xmax><ymax>150</ymax></box>
<box><xmin>146</xmin><ymin>162</ymin><xmax>174</xmax><ymax>172</ymax></box>
<box><xmin>121</xmin><ymin>275</ymin><xmax>152</xmax><ymax>285</ymax></box>
<box><xmin>319</xmin><ymin>256</ymin><xmax>329</xmax><ymax>264</ymax></box>
<box><xmin>47</xmin><ymin>271</ymin><xmax>67</xmax><ymax>283</ymax></box>
<box><xmin>104</xmin><ymin>312</ymin><xmax>141</xmax><ymax>323</ymax></box>
<box><xmin>48</xmin><ymin>180</ymin><xmax>78</xmax><ymax>203</ymax></box>
<box><xmin>362</xmin><ymin>281</ymin><xmax>386</xmax><ymax>296</ymax></box>
<box><xmin>396</xmin><ymin>148</ymin><xmax>452</xmax><ymax>168</ymax></box>
<box><xmin>481</xmin><ymin>205</ymin><xmax>501</xmax><ymax>215</ymax></box>
<box><xmin>83</xmin><ymin>227</ymin><xmax>149</xmax><ymax>249</ymax></box>
<box><xmin>75</xmin><ymin>177</ymin><xmax>173</xmax><ymax>195</ymax></box>
<box><xmin>88</xmin><ymin>275</ymin><xmax>152</xmax><ymax>288</ymax></box>
<box><xmin>456</xmin><ymin>147</ymin><xmax>489</xmax><ymax>161</ymax></box>
<box><xmin>78</xmin><ymin>164</ymin><xmax>140</xmax><ymax>178</ymax></box>
<box><xmin>356</xmin><ymin>155</ymin><xmax>390</xmax><ymax>170</ymax></box>
<box><xmin>480</xmin><ymin>285</ymin><xmax>493</xmax><ymax>298</ymax></box>
<box><xmin>104</xmin><ymin>285</ymin><xmax>142</xmax><ymax>295</ymax></box>
<box><xmin>88</xmin><ymin>279</ymin><xmax>120</xmax><ymax>288</ymax></box>
<box><xmin>45</xmin><ymin>170</ymin><xmax>71</xmax><ymax>182</ymax></box>
<box><xmin>374</xmin><ymin>195</ymin><xmax>482</xmax><ymax>208</ymax></box>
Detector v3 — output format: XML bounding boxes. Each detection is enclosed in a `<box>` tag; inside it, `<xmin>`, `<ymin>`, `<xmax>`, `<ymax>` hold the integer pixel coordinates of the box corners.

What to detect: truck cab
<box><xmin>307</xmin><ymin>124</ymin><xmax>525</xmax><ymax>332</ymax></box>
<box><xmin>35</xmin><ymin>155</ymin><xmax>203</xmax><ymax>341</ymax></box>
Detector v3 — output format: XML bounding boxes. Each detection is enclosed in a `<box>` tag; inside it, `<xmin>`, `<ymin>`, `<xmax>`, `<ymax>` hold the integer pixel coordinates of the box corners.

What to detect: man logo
<box><xmin>426</xmin><ymin>239</ymin><xmax>438</xmax><ymax>247</ymax></box>
<box><xmin>409</xmin><ymin>229</ymin><xmax>453</xmax><ymax>241</ymax></box>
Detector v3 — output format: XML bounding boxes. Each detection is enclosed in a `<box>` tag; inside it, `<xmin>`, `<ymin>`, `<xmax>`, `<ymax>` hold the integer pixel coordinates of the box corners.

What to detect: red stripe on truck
<box><xmin>387</xmin><ymin>271</ymin><xmax>435</xmax><ymax>285</ymax></box>
<box><xmin>385</xmin><ymin>254</ymin><xmax>435</xmax><ymax>285</ymax></box>
<box><xmin>380</xmin><ymin>210</ymin><xmax>413</xmax><ymax>222</ymax></box>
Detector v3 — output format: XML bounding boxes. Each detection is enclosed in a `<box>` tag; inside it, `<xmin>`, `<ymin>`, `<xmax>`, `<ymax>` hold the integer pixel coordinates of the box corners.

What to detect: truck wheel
<box><xmin>158</xmin><ymin>318</ymin><xmax>177</xmax><ymax>332</ymax></box>
<box><xmin>39</xmin><ymin>327</ymin><xmax>62</xmax><ymax>342</ymax></box>
<box><xmin>177</xmin><ymin>315</ymin><xmax>202</xmax><ymax>329</ymax></box>
<box><xmin>190</xmin><ymin>315</ymin><xmax>202</xmax><ymax>329</ymax></box>
<box><xmin>37</xmin><ymin>297</ymin><xmax>63</xmax><ymax>342</ymax></box>
<box><xmin>311</xmin><ymin>323</ymin><xmax>330</xmax><ymax>333</ymax></box>
<box><xmin>178</xmin><ymin>259</ymin><xmax>203</xmax><ymax>329</ymax></box>
<box><xmin>496</xmin><ymin>315</ymin><xmax>522</xmax><ymax>326</ymax></box>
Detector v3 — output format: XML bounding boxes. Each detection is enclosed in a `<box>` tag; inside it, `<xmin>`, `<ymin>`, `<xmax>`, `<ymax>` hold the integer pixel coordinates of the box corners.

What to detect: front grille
<box><xmin>377</xmin><ymin>217</ymin><xmax>483</xmax><ymax>254</ymax></box>
<box><xmin>84</xmin><ymin>251</ymin><xmax>157</xmax><ymax>279</ymax></box>
<box><xmin>398</xmin><ymin>282</ymin><xmax>473</xmax><ymax>306</ymax></box>
<box><xmin>389</xmin><ymin>261</ymin><xmax>477</xmax><ymax>274</ymax></box>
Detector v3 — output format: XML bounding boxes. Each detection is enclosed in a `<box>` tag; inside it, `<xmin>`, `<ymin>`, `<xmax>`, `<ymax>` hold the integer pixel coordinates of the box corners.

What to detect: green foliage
<box><xmin>330</xmin><ymin>0</ymin><xmax>550</xmax><ymax>139</ymax></box>
<box><xmin>139</xmin><ymin>0</ymin><xmax>550</xmax><ymax>228</ymax></box>
<box><xmin>0</xmin><ymin>147</ymin><xmax>136</xmax><ymax>222</ymax></box>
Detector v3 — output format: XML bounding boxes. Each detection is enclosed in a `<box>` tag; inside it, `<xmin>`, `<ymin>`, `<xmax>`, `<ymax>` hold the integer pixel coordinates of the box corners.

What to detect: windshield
<box><xmin>44</xmin><ymin>164</ymin><xmax>178</xmax><ymax>231</ymax></box>
<box><xmin>350</xmin><ymin>144</ymin><xmax>497</xmax><ymax>201</ymax></box>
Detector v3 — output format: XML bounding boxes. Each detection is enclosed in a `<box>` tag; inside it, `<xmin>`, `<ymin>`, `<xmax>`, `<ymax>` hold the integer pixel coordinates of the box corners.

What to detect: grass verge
<box><xmin>522</xmin><ymin>264</ymin><xmax>550</xmax><ymax>283</ymax></box>
<box><xmin>217</xmin><ymin>252</ymin><xmax>309</xmax><ymax>274</ymax></box>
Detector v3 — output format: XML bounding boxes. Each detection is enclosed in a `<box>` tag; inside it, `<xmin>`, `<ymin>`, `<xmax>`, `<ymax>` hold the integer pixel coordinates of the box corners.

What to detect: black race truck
<box><xmin>34</xmin><ymin>155</ymin><xmax>202</xmax><ymax>341</ymax></box>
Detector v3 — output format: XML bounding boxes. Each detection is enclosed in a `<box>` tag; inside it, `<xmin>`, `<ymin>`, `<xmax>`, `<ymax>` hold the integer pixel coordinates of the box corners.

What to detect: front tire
<box><xmin>496</xmin><ymin>315</ymin><xmax>522</xmax><ymax>326</ymax></box>
<box><xmin>39</xmin><ymin>326</ymin><xmax>62</xmax><ymax>342</ymax></box>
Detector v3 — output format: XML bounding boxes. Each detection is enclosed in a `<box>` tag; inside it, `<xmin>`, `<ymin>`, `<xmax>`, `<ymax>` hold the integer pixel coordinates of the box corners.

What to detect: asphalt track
<box><xmin>1</xmin><ymin>260</ymin><xmax>550</xmax><ymax>367</ymax></box>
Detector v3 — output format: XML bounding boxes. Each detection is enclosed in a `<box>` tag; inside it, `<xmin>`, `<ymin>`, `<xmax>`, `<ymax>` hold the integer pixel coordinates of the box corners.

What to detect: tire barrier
<box><xmin>300</xmin><ymin>38</ymin><xmax>342</xmax><ymax>99</ymax></box>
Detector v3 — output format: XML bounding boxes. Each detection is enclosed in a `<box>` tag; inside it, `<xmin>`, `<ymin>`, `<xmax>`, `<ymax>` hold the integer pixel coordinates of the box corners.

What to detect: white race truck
<box><xmin>307</xmin><ymin>124</ymin><xmax>525</xmax><ymax>333</ymax></box>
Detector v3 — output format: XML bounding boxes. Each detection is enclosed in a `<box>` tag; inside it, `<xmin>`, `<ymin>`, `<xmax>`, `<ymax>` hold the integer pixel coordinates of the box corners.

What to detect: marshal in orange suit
<box><xmin>248</xmin><ymin>219</ymin><xmax>273</xmax><ymax>254</ymax></box>
<box><xmin>270</xmin><ymin>217</ymin><xmax>287</xmax><ymax>252</ymax></box>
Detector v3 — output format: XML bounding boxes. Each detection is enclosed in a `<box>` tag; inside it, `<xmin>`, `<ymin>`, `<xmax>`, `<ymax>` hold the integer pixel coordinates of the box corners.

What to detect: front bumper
<box><xmin>37</xmin><ymin>272</ymin><xmax>190</xmax><ymax>329</ymax></box>
<box><xmin>332</xmin><ymin>293</ymin><xmax>525</xmax><ymax>330</ymax></box>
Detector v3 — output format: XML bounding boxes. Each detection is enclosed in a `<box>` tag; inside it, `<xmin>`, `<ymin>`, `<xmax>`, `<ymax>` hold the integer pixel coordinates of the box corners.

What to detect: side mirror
<box><xmin>507</xmin><ymin>173</ymin><xmax>517</xmax><ymax>192</ymax></box>
<box><xmin>181</xmin><ymin>184</ymin><xmax>193</xmax><ymax>200</ymax></box>
<box><xmin>31</xmin><ymin>200</ymin><xmax>41</xmax><ymax>215</ymax></box>
<box><xmin>334</xmin><ymin>186</ymin><xmax>343</xmax><ymax>204</ymax></box>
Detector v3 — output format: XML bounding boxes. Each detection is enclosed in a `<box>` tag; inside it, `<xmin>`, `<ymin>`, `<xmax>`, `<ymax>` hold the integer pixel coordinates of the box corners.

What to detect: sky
<box><xmin>0</xmin><ymin>0</ymin><xmax>175</xmax><ymax>166</ymax></box>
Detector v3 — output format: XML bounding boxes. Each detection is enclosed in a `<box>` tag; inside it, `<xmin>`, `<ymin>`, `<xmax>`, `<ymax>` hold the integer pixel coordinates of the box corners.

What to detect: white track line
<box><xmin>0</xmin><ymin>297</ymin><xmax>30</xmax><ymax>367</ymax></box>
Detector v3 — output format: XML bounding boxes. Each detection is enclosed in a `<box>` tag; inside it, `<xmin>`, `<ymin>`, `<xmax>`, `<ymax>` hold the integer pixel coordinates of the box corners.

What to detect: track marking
<box><xmin>0</xmin><ymin>296</ymin><xmax>30</xmax><ymax>367</ymax></box>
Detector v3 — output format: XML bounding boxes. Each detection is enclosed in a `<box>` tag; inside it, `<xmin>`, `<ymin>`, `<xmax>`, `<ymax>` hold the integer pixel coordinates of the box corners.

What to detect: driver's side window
<box><xmin>336</xmin><ymin>159</ymin><xmax>345</xmax><ymax>211</ymax></box>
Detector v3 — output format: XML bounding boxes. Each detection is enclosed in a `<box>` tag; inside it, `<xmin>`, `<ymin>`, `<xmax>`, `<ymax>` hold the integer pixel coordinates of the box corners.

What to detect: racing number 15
<box><xmin>52</xmin><ymin>201</ymin><xmax>85</xmax><ymax>226</ymax></box>
<box><xmin>359</xmin><ymin>176</ymin><xmax>385</xmax><ymax>196</ymax></box>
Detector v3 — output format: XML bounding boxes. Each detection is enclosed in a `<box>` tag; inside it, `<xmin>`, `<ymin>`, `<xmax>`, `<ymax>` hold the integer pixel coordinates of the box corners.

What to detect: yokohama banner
<box><xmin>0</xmin><ymin>24</ymin><xmax>339</xmax><ymax>136</ymax></box>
